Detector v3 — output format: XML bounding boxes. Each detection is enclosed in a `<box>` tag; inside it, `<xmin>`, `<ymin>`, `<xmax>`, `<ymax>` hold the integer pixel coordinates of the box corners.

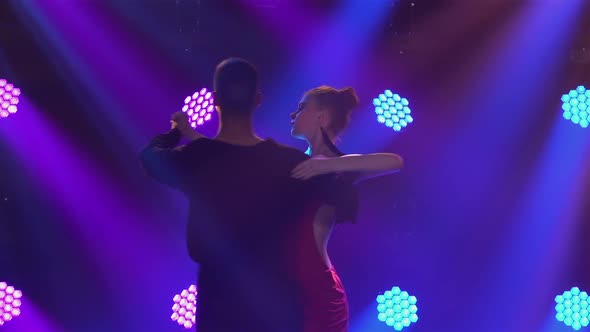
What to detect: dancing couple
<box><xmin>140</xmin><ymin>58</ymin><xmax>403</xmax><ymax>332</ymax></box>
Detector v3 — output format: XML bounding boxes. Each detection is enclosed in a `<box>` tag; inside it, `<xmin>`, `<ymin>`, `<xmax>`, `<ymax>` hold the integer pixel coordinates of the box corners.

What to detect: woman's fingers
<box><xmin>292</xmin><ymin>160</ymin><xmax>310</xmax><ymax>173</ymax></box>
<box><xmin>291</xmin><ymin>168</ymin><xmax>311</xmax><ymax>179</ymax></box>
<box><xmin>291</xmin><ymin>170</ymin><xmax>306</xmax><ymax>179</ymax></box>
<box><xmin>292</xmin><ymin>160</ymin><xmax>321</xmax><ymax>180</ymax></box>
<box><xmin>292</xmin><ymin>163</ymin><xmax>308</xmax><ymax>175</ymax></box>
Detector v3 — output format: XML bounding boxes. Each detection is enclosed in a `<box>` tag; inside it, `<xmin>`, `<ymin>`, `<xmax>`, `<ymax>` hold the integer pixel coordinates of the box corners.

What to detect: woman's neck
<box><xmin>308</xmin><ymin>129</ymin><xmax>340</xmax><ymax>157</ymax></box>
<box><xmin>309</xmin><ymin>144</ymin><xmax>337</xmax><ymax>157</ymax></box>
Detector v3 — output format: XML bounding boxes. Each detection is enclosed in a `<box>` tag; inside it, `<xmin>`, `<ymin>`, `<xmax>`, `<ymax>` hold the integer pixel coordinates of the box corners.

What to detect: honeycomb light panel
<box><xmin>182</xmin><ymin>88</ymin><xmax>215</xmax><ymax>128</ymax></box>
<box><xmin>0</xmin><ymin>79</ymin><xmax>21</xmax><ymax>119</ymax></box>
<box><xmin>0</xmin><ymin>282</ymin><xmax>23</xmax><ymax>326</ymax></box>
<box><xmin>373</xmin><ymin>89</ymin><xmax>413</xmax><ymax>132</ymax></box>
<box><xmin>171</xmin><ymin>285</ymin><xmax>197</xmax><ymax>329</ymax></box>
<box><xmin>561</xmin><ymin>86</ymin><xmax>590</xmax><ymax>128</ymax></box>
<box><xmin>376</xmin><ymin>286</ymin><xmax>418</xmax><ymax>330</ymax></box>
<box><xmin>555</xmin><ymin>287</ymin><xmax>590</xmax><ymax>330</ymax></box>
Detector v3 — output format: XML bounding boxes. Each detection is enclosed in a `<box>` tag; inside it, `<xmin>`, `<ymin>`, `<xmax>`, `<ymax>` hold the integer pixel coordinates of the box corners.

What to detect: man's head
<box><xmin>213</xmin><ymin>58</ymin><xmax>261</xmax><ymax>119</ymax></box>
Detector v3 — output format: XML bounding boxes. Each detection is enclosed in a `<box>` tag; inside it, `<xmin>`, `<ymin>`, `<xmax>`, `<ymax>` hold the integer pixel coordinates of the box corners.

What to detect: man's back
<box><xmin>141</xmin><ymin>133</ymin><xmax>316</xmax><ymax>331</ymax></box>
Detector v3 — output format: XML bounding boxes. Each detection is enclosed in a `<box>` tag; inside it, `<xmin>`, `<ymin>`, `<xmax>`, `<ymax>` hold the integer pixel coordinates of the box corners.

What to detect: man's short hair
<box><xmin>213</xmin><ymin>58</ymin><xmax>259</xmax><ymax>116</ymax></box>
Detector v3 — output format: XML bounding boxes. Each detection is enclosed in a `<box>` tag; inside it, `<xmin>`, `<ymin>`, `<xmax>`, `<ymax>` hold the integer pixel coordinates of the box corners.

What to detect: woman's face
<box><xmin>290</xmin><ymin>95</ymin><xmax>326</xmax><ymax>141</ymax></box>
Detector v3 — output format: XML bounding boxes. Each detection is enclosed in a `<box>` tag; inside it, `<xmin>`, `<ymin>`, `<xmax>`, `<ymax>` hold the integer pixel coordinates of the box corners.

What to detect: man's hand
<box><xmin>291</xmin><ymin>156</ymin><xmax>333</xmax><ymax>180</ymax></box>
<box><xmin>171</xmin><ymin>111</ymin><xmax>202</xmax><ymax>141</ymax></box>
<box><xmin>171</xmin><ymin>111</ymin><xmax>190</xmax><ymax>130</ymax></box>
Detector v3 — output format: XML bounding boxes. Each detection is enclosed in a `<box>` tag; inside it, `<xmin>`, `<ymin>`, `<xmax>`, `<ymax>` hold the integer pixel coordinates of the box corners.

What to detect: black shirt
<box><xmin>140</xmin><ymin>129</ymin><xmax>337</xmax><ymax>331</ymax></box>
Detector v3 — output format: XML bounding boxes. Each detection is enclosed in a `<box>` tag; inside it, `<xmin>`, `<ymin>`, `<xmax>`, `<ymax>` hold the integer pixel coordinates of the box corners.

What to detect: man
<box><xmin>140</xmin><ymin>58</ymin><xmax>335</xmax><ymax>332</ymax></box>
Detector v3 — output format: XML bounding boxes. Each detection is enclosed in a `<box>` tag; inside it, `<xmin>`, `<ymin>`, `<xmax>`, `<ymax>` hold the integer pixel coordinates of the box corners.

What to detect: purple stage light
<box><xmin>0</xmin><ymin>282</ymin><xmax>23</xmax><ymax>326</ymax></box>
<box><xmin>182</xmin><ymin>88</ymin><xmax>215</xmax><ymax>128</ymax></box>
<box><xmin>0</xmin><ymin>79</ymin><xmax>21</xmax><ymax>119</ymax></box>
<box><xmin>171</xmin><ymin>285</ymin><xmax>197</xmax><ymax>329</ymax></box>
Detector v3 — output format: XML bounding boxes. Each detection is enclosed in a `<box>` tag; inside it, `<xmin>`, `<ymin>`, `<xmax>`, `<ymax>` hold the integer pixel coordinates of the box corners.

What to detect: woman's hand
<box><xmin>291</xmin><ymin>156</ymin><xmax>334</xmax><ymax>180</ymax></box>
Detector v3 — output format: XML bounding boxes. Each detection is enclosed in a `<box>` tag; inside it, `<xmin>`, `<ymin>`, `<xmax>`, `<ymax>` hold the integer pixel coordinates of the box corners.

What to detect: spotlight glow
<box><xmin>0</xmin><ymin>79</ymin><xmax>21</xmax><ymax>119</ymax></box>
<box><xmin>373</xmin><ymin>90</ymin><xmax>413</xmax><ymax>132</ymax></box>
<box><xmin>561</xmin><ymin>86</ymin><xmax>590</xmax><ymax>128</ymax></box>
<box><xmin>376</xmin><ymin>286</ymin><xmax>418</xmax><ymax>330</ymax></box>
<box><xmin>0</xmin><ymin>282</ymin><xmax>23</xmax><ymax>326</ymax></box>
<box><xmin>171</xmin><ymin>285</ymin><xmax>197</xmax><ymax>329</ymax></box>
<box><xmin>182</xmin><ymin>88</ymin><xmax>215</xmax><ymax>128</ymax></box>
<box><xmin>555</xmin><ymin>287</ymin><xmax>590</xmax><ymax>330</ymax></box>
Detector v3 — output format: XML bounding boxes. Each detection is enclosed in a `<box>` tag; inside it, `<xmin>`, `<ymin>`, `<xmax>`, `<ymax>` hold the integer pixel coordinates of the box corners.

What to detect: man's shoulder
<box><xmin>180</xmin><ymin>137</ymin><xmax>213</xmax><ymax>150</ymax></box>
<box><xmin>264</xmin><ymin>139</ymin><xmax>309</xmax><ymax>162</ymax></box>
<box><xmin>170</xmin><ymin>138</ymin><xmax>220</xmax><ymax>160</ymax></box>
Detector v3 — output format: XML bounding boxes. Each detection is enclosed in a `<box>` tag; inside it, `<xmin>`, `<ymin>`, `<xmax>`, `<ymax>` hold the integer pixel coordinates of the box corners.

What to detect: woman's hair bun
<box><xmin>337</xmin><ymin>87</ymin><xmax>359</xmax><ymax>110</ymax></box>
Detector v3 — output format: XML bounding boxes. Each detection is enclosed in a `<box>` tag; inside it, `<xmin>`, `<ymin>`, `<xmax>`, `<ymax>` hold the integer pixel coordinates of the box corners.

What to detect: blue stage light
<box><xmin>376</xmin><ymin>286</ymin><xmax>418</xmax><ymax>330</ymax></box>
<box><xmin>555</xmin><ymin>287</ymin><xmax>590</xmax><ymax>330</ymax></box>
<box><xmin>374</xmin><ymin>90</ymin><xmax>413</xmax><ymax>132</ymax></box>
<box><xmin>562</xmin><ymin>86</ymin><xmax>590</xmax><ymax>128</ymax></box>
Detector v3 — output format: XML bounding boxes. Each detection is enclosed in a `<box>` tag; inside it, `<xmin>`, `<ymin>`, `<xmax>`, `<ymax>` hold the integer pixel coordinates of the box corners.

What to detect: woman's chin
<box><xmin>291</xmin><ymin>128</ymin><xmax>308</xmax><ymax>141</ymax></box>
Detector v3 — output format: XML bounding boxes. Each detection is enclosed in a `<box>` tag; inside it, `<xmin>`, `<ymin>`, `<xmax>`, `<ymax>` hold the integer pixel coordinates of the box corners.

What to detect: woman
<box><xmin>289</xmin><ymin>86</ymin><xmax>404</xmax><ymax>332</ymax></box>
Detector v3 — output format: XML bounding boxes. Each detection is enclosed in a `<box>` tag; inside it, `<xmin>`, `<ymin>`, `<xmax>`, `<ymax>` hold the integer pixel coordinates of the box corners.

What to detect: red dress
<box><xmin>290</xmin><ymin>172</ymin><xmax>359</xmax><ymax>332</ymax></box>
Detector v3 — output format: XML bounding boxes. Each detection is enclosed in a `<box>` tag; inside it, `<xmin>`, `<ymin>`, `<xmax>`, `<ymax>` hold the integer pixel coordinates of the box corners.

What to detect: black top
<box><xmin>139</xmin><ymin>129</ymin><xmax>342</xmax><ymax>330</ymax></box>
<box><xmin>140</xmin><ymin>129</ymin><xmax>339</xmax><ymax>262</ymax></box>
<box><xmin>320</xmin><ymin>128</ymin><xmax>360</xmax><ymax>224</ymax></box>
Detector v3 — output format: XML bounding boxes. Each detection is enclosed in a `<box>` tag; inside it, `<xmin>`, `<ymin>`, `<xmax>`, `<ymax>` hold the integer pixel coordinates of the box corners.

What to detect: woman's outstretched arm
<box><xmin>291</xmin><ymin>153</ymin><xmax>403</xmax><ymax>180</ymax></box>
<box><xmin>328</xmin><ymin>153</ymin><xmax>403</xmax><ymax>173</ymax></box>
